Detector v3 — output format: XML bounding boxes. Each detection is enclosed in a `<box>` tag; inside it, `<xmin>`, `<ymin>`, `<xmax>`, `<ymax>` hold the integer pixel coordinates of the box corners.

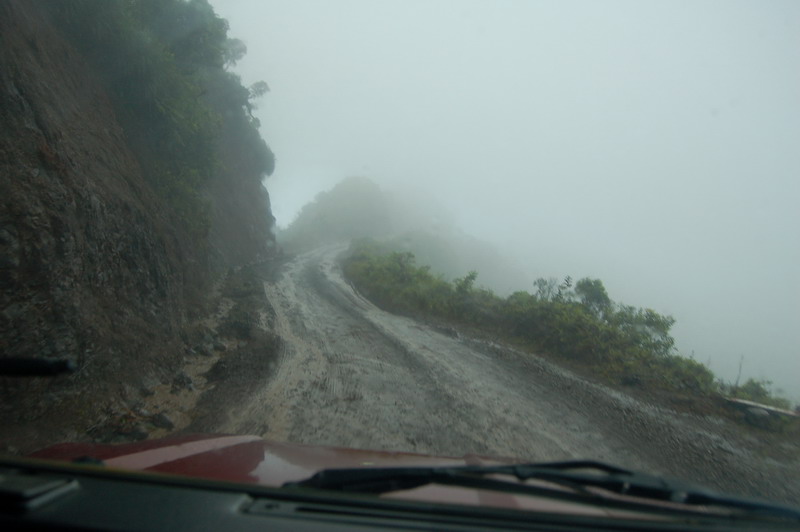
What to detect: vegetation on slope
<box><xmin>279</xmin><ymin>176</ymin><xmax>531</xmax><ymax>292</ymax></box>
<box><xmin>342</xmin><ymin>239</ymin><xmax>794</xmax><ymax>414</ymax></box>
<box><xmin>42</xmin><ymin>0</ymin><xmax>275</xmax><ymax>237</ymax></box>
<box><xmin>278</xmin><ymin>177</ymin><xmax>393</xmax><ymax>252</ymax></box>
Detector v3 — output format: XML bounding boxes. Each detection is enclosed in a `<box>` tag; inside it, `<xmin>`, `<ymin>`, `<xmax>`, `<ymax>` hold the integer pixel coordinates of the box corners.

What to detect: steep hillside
<box><xmin>279</xmin><ymin>176</ymin><xmax>530</xmax><ymax>293</ymax></box>
<box><xmin>0</xmin><ymin>1</ymin><xmax>277</xmax><ymax>452</ymax></box>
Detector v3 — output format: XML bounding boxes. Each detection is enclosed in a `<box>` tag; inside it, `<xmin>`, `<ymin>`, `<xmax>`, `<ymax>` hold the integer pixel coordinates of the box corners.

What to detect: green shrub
<box><xmin>726</xmin><ymin>379</ymin><xmax>792</xmax><ymax>410</ymax></box>
<box><xmin>342</xmin><ymin>240</ymin><xmax>734</xmax><ymax>400</ymax></box>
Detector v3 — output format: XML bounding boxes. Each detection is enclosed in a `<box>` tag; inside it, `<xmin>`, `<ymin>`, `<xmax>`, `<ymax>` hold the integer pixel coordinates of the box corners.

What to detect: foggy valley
<box><xmin>212</xmin><ymin>0</ymin><xmax>799</xmax><ymax>399</ymax></box>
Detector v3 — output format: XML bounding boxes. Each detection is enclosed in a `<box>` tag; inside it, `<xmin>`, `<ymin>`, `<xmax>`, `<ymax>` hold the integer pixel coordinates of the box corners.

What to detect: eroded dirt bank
<box><xmin>186</xmin><ymin>245</ymin><xmax>799</xmax><ymax>505</ymax></box>
<box><xmin>0</xmin><ymin>1</ymin><xmax>279</xmax><ymax>454</ymax></box>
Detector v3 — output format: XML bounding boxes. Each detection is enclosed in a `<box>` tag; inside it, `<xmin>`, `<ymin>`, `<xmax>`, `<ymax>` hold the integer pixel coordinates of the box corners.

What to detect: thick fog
<box><xmin>210</xmin><ymin>0</ymin><xmax>799</xmax><ymax>398</ymax></box>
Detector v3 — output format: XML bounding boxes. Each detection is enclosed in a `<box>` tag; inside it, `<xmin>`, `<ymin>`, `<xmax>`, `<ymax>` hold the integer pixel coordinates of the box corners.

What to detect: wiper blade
<box><xmin>285</xmin><ymin>459</ymin><xmax>800</xmax><ymax>521</ymax></box>
<box><xmin>0</xmin><ymin>357</ymin><xmax>76</xmax><ymax>377</ymax></box>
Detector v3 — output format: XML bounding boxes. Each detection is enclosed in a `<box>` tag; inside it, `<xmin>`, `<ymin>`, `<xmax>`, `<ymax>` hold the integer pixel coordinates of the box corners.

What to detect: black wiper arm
<box><xmin>285</xmin><ymin>459</ymin><xmax>800</xmax><ymax>521</ymax></box>
<box><xmin>0</xmin><ymin>357</ymin><xmax>76</xmax><ymax>377</ymax></box>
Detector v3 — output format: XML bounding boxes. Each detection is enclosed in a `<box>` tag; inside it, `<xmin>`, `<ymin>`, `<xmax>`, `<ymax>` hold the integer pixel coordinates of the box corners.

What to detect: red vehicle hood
<box><xmin>26</xmin><ymin>433</ymin><xmax>698</xmax><ymax>519</ymax></box>
<box><xmin>29</xmin><ymin>433</ymin><xmax>503</xmax><ymax>484</ymax></box>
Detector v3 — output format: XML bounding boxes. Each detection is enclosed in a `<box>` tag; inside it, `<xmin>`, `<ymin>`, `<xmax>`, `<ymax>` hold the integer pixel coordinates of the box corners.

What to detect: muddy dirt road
<box><xmin>215</xmin><ymin>245</ymin><xmax>799</xmax><ymax>504</ymax></box>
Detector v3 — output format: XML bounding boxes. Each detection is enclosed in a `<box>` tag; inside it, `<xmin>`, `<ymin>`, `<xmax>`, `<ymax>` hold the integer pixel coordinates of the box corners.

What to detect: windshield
<box><xmin>1</xmin><ymin>0</ymin><xmax>798</xmax><ymax>514</ymax></box>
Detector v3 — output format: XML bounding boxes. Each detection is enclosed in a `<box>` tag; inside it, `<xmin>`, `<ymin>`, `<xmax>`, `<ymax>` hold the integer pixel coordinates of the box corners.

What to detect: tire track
<box><xmin>220</xmin><ymin>245</ymin><xmax>799</xmax><ymax>504</ymax></box>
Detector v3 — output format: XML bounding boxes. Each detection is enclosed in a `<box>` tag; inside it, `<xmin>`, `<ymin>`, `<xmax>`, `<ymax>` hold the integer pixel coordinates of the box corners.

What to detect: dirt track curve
<box><xmin>212</xmin><ymin>245</ymin><xmax>800</xmax><ymax>505</ymax></box>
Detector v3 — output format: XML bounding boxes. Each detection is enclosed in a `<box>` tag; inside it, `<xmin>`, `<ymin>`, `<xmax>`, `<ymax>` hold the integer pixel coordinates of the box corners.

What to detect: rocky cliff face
<box><xmin>207</xmin><ymin>116</ymin><xmax>278</xmax><ymax>272</ymax></box>
<box><xmin>0</xmin><ymin>1</ymin><xmax>277</xmax><ymax>451</ymax></box>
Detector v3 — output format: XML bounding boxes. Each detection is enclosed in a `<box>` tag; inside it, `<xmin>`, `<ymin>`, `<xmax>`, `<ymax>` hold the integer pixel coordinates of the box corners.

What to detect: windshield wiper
<box><xmin>0</xmin><ymin>357</ymin><xmax>76</xmax><ymax>377</ymax></box>
<box><xmin>285</xmin><ymin>459</ymin><xmax>800</xmax><ymax>521</ymax></box>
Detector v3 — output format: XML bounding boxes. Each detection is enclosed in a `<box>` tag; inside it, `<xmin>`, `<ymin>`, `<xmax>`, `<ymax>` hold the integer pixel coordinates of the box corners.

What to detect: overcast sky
<box><xmin>210</xmin><ymin>0</ymin><xmax>799</xmax><ymax>398</ymax></box>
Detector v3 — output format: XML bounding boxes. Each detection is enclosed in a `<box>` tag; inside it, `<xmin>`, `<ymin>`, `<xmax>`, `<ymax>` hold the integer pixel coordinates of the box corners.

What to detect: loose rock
<box><xmin>151</xmin><ymin>412</ymin><xmax>174</xmax><ymax>430</ymax></box>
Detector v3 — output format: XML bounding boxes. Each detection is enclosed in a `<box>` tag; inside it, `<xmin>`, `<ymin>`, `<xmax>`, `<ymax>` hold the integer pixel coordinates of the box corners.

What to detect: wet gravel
<box><xmin>217</xmin><ymin>245</ymin><xmax>800</xmax><ymax>506</ymax></box>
